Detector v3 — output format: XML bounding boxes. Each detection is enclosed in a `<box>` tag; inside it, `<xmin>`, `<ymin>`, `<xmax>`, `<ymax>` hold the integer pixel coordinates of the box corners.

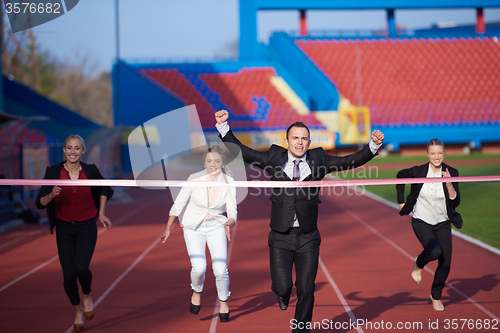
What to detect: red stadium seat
<box><xmin>296</xmin><ymin>36</ymin><xmax>500</xmax><ymax>126</ymax></box>
<box><xmin>140</xmin><ymin>67</ymin><xmax>325</xmax><ymax>130</ymax></box>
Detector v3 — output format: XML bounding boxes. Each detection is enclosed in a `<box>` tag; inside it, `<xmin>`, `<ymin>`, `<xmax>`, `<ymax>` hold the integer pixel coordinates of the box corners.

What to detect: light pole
<box><xmin>114</xmin><ymin>0</ymin><xmax>122</xmax><ymax>126</ymax></box>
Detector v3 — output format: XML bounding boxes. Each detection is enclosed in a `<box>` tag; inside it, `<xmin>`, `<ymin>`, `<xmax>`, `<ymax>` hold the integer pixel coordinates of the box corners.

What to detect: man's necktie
<box><xmin>293</xmin><ymin>159</ymin><xmax>301</xmax><ymax>181</ymax></box>
<box><xmin>292</xmin><ymin>159</ymin><xmax>302</xmax><ymax>225</ymax></box>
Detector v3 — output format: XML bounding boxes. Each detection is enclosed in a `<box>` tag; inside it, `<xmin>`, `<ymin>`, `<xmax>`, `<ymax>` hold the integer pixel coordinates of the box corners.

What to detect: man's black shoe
<box><xmin>278</xmin><ymin>296</ymin><xmax>289</xmax><ymax>311</ymax></box>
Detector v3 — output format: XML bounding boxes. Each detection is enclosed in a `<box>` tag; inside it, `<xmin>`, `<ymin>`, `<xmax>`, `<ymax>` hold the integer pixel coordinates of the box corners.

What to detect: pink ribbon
<box><xmin>1</xmin><ymin>175</ymin><xmax>499</xmax><ymax>188</ymax></box>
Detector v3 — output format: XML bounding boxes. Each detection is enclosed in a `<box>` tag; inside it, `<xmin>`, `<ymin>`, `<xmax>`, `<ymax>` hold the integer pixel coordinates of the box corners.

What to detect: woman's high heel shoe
<box><xmin>74</xmin><ymin>306</ymin><xmax>85</xmax><ymax>332</ymax></box>
<box><xmin>190</xmin><ymin>290</ymin><xmax>201</xmax><ymax>315</ymax></box>
<box><xmin>219</xmin><ymin>312</ymin><xmax>230</xmax><ymax>322</ymax></box>
<box><xmin>219</xmin><ymin>299</ymin><xmax>230</xmax><ymax>322</ymax></box>
<box><xmin>73</xmin><ymin>323</ymin><xmax>84</xmax><ymax>332</ymax></box>
<box><xmin>430</xmin><ymin>294</ymin><xmax>445</xmax><ymax>311</ymax></box>
<box><xmin>411</xmin><ymin>257</ymin><xmax>422</xmax><ymax>284</ymax></box>
<box><xmin>83</xmin><ymin>294</ymin><xmax>94</xmax><ymax>320</ymax></box>
<box><xmin>83</xmin><ymin>309</ymin><xmax>94</xmax><ymax>320</ymax></box>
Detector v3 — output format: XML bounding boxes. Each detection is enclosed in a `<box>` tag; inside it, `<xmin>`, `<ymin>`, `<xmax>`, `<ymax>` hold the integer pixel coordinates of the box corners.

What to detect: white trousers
<box><xmin>183</xmin><ymin>219</ymin><xmax>230</xmax><ymax>301</ymax></box>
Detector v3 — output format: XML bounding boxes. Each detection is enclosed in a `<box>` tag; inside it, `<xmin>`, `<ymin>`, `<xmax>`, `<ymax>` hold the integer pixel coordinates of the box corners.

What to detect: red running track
<box><xmin>0</xmin><ymin>186</ymin><xmax>499</xmax><ymax>333</ymax></box>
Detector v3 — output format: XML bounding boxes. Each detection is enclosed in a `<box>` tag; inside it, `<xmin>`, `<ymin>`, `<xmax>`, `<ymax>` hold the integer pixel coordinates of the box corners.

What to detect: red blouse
<box><xmin>55</xmin><ymin>168</ymin><xmax>98</xmax><ymax>222</ymax></box>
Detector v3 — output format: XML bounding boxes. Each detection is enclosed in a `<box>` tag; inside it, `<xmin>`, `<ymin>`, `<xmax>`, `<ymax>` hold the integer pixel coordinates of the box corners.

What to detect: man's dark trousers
<box><xmin>269</xmin><ymin>227</ymin><xmax>321</xmax><ymax>333</ymax></box>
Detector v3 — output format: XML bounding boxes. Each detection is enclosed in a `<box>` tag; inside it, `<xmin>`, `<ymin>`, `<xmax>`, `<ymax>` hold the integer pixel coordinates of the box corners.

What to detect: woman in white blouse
<box><xmin>161</xmin><ymin>146</ymin><xmax>237</xmax><ymax>322</ymax></box>
<box><xmin>396</xmin><ymin>139</ymin><xmax>462</xmax><ymax>312</ymax></box>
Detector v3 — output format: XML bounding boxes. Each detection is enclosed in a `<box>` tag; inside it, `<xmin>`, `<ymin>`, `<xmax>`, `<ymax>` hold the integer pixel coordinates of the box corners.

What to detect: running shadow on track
<box><xmin>312</xmin><ymin>291</ymin><xmax>420</xmax><ymax>333</ymax></box>
<box><xmin>199</xmin><ymin>282</ymin><xmax>328</xmax><ymax>322</ymax></box>
<box><xmin>198</xmin><ymin>290</ymin><xmax>281</xmax><ymax>322</ymax></box>
<box><xmin>91</xmin><ymin>296</ymin><xmax>178</xmax><ymax>330</ymax></box>
<box><xmin>445</xmin><ymin>274</ymin><xmax>500</xmax><ymax>307</ymax></box>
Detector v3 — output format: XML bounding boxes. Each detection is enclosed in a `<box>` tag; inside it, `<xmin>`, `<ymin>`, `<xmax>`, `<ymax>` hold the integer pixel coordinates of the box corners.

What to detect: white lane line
<box><xmin>0</xmin><ymin>194</ymin><xmax>163</xmax><ymax>293</ymax></box>
<box><xmin>64</xmin><ymin>236</ymin><xmax>162</xmax><ymax>333</ymax></box>
<box><xmin>339</xmin><ymin>202</ymin><xmax>499</xmax><ymax>321</ymax></box>
<box><xmin>0</xmin><ymin>229</ymin><xmax>44</xmax><ymax>249</ymax></box>
<box><xmin>0</xmin><ymin>254</ymin><xmax>59</xmax><ymax>293</ymax></box>
<box><xmin>360</xmin><ymin>189</ymin><xmax>500</xmax><ymax>318</ymax></box>
<box><xmin>319</xmin><ymin>256</ymin><xmax>364</xmax><ymax>333</ymax></box>
<box><xmin>451</xmin><ymin>229</ymin><xmax>500</xmax><ymax>256</ymax></box>
<box><xmin>445</xmin><ymin>282</ymin><xmax>499</xmax><ymax>321</ymax></box>
<box><xmin>209</xmin><ymin>222</ymin><xmax>238</xmax><ymax>333</ymax></box>
<box><xmin>362</xmin><ymin>189</ymin><xmax>500</xmax><ymax>256</ymax></box>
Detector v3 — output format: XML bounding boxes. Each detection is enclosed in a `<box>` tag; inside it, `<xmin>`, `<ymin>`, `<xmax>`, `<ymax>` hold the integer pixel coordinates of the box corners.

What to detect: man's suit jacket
<box><xmin>396</xmin><ymin>162</ymin><xmax>462</xmax><ymax>229</ymax></box>
<box><xmin>36</xmin><ymin>162</ymin><xmax>114</xmax><ymax>234</ymax></box>
<box><xmin>169</xmin><ymin>170</ymin><xmax>237</xmax><ymax>229</ymax></box>
<box><xmin>220</xmin><ymin>129</ymin><xmax>377</xmax><ymax>233</ymax></box>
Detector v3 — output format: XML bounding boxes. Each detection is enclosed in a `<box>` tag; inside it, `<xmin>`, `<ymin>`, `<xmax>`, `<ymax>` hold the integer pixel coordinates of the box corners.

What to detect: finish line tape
<box><xmin>1</xmin><ymin>175</ymin><xmax>499</xmax><ymax>188</ymax></box>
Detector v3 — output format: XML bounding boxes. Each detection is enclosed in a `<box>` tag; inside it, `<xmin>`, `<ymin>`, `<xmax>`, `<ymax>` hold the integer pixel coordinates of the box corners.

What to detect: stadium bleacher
<box><xmin>296</xmin><ymin>36</ymin><xmax>500</xmax><ymax>126</ymax></box>
<box><xmin>0</xmin><ymin>122</ymin><xmax>46</xmax><ymax>147</ymax></box>
<box><xmin>140</xmin><ymin>67</ymin><xmax>326</xmax><ymax>131</ymax></box>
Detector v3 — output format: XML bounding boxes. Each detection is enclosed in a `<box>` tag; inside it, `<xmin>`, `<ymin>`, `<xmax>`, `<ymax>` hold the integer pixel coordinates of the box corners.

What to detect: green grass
<box><xmin>336</xmin><ymin>159</ymin><xmax>500</xmax><ymax>248</ymax></box>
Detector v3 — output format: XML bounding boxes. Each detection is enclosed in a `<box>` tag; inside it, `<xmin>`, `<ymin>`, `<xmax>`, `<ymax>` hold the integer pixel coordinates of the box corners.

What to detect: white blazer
<box><xmin>169</xmin><ymin>170</ymin><xmax>237</xmax><ymax>229</ymax></box>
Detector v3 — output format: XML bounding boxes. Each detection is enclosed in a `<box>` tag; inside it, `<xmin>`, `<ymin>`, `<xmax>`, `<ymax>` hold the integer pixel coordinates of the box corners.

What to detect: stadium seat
<box><xmin>296</xmin><ymin>36</ymin><xmax>500</xmax><ymax>126</ymax></box>
<box><xmin>141</xmin><ymin>67</ymin><xmax>325</xmax><ymax>131</ymax></box>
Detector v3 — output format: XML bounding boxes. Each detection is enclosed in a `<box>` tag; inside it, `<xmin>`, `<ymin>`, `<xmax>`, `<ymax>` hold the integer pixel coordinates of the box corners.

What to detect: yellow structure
<box><xmin>338</xmin><ymin>105</ymin><xmax>371</xmax><ymax>145</ymax></box>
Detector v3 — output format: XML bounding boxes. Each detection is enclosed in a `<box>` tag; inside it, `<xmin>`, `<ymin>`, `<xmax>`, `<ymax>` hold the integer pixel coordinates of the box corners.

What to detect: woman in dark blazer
<box><xmin>396</xmin><ymin>138</ymin><xmax>462</xmax><ymax>312</ymax></box>
<box><xmin>36</xmin><ymin>135</ymin><xmax>113</xmax><ymax>332</ymax></box>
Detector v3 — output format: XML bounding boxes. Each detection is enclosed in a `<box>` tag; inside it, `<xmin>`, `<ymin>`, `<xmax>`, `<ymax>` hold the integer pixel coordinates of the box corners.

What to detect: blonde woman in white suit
<box><xmin>161</xmin><ymin>146</ymin><xmax>237</xmax><ymax>322</ymax></box>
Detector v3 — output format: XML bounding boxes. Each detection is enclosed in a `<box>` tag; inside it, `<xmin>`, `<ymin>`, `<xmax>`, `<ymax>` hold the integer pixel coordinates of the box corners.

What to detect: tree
<box><xmin>50</xmin><ymin>56</ymin><xmax>113</xmax><ymax>127</ymax></box>
<box><xmin>1</xmin><ymin>10</ymin><xmax>56</xmax><ymax>94</ymax></box>
<box><xmin>2</xmin><ymin>7</ymin><xmax>113</xmax><ymax>127</ymax></box>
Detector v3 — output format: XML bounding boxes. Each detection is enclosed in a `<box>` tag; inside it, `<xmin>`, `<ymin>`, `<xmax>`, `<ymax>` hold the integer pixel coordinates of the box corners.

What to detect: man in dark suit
<box><xmin>215</xmin><ymin>110</ymin><xmax>384</xmax><ymax>332</ymax></box>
